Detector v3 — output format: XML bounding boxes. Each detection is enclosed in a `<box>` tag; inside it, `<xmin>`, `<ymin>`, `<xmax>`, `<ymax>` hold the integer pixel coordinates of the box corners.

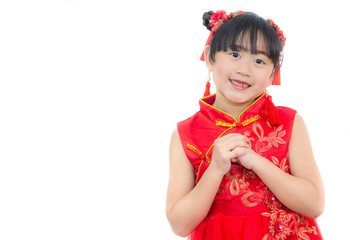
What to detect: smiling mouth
<box><xmin>229</xmin><ymin>79</ymin><xmax>251</xmax><ymax>88</ymax></box>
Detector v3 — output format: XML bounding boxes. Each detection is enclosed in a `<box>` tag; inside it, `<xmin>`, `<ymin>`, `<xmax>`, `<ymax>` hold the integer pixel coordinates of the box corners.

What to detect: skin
<box><xmin>166</xmin><ymin>41</ymin><xmax>325</xmax><ymax>237</ymax></box>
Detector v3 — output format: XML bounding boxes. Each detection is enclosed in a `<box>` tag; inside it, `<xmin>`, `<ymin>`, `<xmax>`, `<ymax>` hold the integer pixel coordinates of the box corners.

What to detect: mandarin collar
<box><xmin>199</xmin><ymin>93</ymin><xmax>267</xmax><ymax>125</ymax></box>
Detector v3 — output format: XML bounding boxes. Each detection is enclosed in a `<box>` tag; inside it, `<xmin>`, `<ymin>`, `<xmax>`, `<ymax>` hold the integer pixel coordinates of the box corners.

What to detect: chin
<box><xmin>224</xmin><ymin>92</ymin><xmax>254</xmax><ymax>105</ymax></box>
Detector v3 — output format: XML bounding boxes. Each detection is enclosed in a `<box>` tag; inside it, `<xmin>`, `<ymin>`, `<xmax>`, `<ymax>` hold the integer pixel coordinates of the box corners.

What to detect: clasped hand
<box><xmin>210</xmin><ymin>133</ymin><xmax>258</xmax><ymax>176</ymax></box>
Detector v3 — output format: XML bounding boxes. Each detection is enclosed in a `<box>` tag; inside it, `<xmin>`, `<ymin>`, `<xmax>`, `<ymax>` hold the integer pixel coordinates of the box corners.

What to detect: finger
<box><xmin>229</xmin><ymin>147</ymin><xmax>247</xmax><ymax>161</ymax></box>
<box><xmin>228</xmin><ymin>140</ymin><xmax>249</xmax><ymax>151</ymax></box>
<box><xmin>215</xmin><ymin>140</ymin><xmax>248</xmax><ymax>153</ymax></box>
<box><xmin>227</xmin><ymin>137</ymin><xmax>250</xmax><ymax>151</ymax></box>
<box><xmin>220</xmin><ymin>133</ymin><xmax>248</xmax><ymax>142</ymax></box>
<box><xmin>215</xmin><ymin>134</ymin><xmax>249</xmax><ymax>150</ymax></box>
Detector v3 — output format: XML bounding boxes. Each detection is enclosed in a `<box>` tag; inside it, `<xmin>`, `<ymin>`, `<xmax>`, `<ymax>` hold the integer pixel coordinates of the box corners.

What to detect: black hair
<box><xmin>202</xmin><ymin>11</ymin><xmax>283</xmax><ymax>72</ymax></box>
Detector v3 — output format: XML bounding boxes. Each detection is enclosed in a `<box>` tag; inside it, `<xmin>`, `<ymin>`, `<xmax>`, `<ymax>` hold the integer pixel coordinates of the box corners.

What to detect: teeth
<box><xmin>230</xmin><ymin>79</ymin><xmax>250</xmax><ymax>88</ymax></box>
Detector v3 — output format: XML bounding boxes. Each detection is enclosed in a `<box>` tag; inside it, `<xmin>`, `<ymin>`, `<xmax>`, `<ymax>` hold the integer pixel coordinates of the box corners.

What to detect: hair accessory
<box><xmin>271</xmin><ymin>68</ymin><xmax>281</xmax><ymax>85</ymax></box>
<box><xmin>203</xmin><ymin>71</ymin><xmax>211</xmax><ymax>97</ymax></box>
<box><xmin>266</xmin><ymin>19</ymin><xmax>286</xmax><ymax>49</ymax></box>
<box><xmin>266</xmin><ymin>19</ymin><xmax>285</xmax><ymax>85</ymax></box>
<box><xmin>201</xmin><ymin>11</ymin><xmax>286</xmax><ymax>61</ymax></box>
<box><xmin>209</xmin><ymin>10</ymin><xmax>226</xmax><ymax>29</ymax></box>
<box><xmin>210</xmin><ymin>10</ymin><xmax>244</xmax><ymax>33</ymax></box>
<box><xmin>200</xmin><ymin>10</ymin><xmax>244</xmax><ymax>61</ymax></box>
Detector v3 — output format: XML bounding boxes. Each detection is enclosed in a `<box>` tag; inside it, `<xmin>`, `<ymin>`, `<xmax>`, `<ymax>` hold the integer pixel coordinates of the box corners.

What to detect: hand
<box><xmin>210</xmin><ymin>133</ymin><xmax>250</xmax><ymax>176</ymax></box>
<box><xmin>233</xmin><ymin>147</ymin><xmax>260</xmax><ymax>170</ymax></box>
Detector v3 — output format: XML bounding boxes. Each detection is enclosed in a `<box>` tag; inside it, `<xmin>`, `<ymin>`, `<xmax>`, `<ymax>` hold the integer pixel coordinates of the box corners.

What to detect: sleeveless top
<box><xmin>177</xmin><ymin>93</ymin><xmax>323</xmax><ymax>240</ymax></box>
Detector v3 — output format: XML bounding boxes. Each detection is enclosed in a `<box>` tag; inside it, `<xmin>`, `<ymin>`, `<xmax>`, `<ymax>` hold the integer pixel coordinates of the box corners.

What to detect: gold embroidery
<box><xmin>186</xmin><ymin>143</ymin><xmax>202</xmax><ymax>156</ymax></box>
<box><xmin>229</xmin><ymin>179</ymin><xmax>240</xmax><ymax>195</ymax></box>
<box><xmin>262</xmin><ymin>189</ymin><xmax>319</xmax><ymax>239</ymax></box>
<box><xmin>216</xmin><ymin>121</ymin><xmax>236</xmax><ymax>128</ymax></box>
<box><xmin>186</xmin><ymin>143</ymin><xmax>211</xmax><ymax>184</ymax></box>
<box><xmin>271</xmin><ymin>156</ymin><xmax>289</xmax><ymax>173</ymax></box>
<box><xmin>242</xmin><ymin>191</ymin><xmax>263</xmax><ymax>207</ymax></box>
<box><xmin>195</xmin><ymin>160</ymin><xmax>204</xmax><ymax>184</ymax></box>
<box><xmin>298</xmin><ymin>226</ymin><xmax>318</xmax><ymax>240</ymax></box>
<box><xmin>216</xmin><ymin>114</ymin><xmax>261</xmax><ymax>128</ymax></box>
<box><xmin>186</xmin><ymin>143</ymin><xmax>210</xmax><ymax>163</ymax></box>
<box><xmin>221</xmin><ymin>167</ymin><xmax>264</xmax><ymax>207</ymax></box>
<box><xmin>252</xmin><ymin>122</ymin><xmax>286</xmax><ymax>154</ymax></box>
<box><xmin>200</xmin><ymin>92</ymin><xmax>265</xmax><ymax>122</ymax></box>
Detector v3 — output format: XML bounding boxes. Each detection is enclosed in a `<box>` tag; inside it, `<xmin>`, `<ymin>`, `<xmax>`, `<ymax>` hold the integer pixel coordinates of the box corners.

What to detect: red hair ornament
<box><xmin>200</xmin><ymin>10</ymin><xmax>244</xmax><ymax>62</ymax></box>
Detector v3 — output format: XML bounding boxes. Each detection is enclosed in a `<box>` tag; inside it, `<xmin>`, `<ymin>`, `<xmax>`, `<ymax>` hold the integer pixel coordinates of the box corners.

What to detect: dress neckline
<box><xmin>199</xmin><ymin>93</ymin><xmax>267</xmax><ymax>127</ymax></box>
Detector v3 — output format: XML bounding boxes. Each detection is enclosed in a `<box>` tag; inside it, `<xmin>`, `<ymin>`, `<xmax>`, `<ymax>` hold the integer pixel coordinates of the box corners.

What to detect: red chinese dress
<box><xmin>177</xmin><ymin>93</ymin><xmax>323</xmax><ymax>240</ymax></box>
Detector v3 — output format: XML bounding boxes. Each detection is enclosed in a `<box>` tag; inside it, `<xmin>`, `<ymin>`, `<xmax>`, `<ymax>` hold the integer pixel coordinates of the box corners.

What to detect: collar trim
<box><xmin>199</xmin><ymin>92</ymin><xmax>266</xmax><ymax>123</ymax></box>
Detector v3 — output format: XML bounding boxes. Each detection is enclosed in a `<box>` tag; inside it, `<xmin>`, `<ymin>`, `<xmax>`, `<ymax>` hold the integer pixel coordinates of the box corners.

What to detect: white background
<box><xmin>0</xmin><ymin>0</ymin><xmax>348</xmax><ymax>239</ymax></box>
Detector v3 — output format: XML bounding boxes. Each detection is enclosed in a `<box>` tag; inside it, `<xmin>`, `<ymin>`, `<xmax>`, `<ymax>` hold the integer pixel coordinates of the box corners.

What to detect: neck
<box><xmin>212</xmin><ymin>94</ymin><xmax>255</xmax><ymax>120</ymax></box>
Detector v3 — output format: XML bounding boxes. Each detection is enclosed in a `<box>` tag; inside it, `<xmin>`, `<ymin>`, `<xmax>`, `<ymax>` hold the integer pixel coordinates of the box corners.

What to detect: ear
<box><xmin>204</xmin><ymin>46</ymin><xmax>213</xmax><ymax>72</ymax></box>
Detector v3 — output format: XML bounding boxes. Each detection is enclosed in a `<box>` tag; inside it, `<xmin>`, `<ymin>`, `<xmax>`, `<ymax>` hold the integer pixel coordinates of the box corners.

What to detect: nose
<box><xmin>235</xmin><ymin>58</ymin><xmax>251</xmax><ymax>77</ymax></box>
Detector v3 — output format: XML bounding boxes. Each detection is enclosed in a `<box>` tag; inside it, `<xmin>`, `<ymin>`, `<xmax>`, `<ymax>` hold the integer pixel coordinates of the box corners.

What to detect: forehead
<box><xmin>233</xmin><ymin>31</ymin><xmax>270</xmax><ymax>55</ymax></box>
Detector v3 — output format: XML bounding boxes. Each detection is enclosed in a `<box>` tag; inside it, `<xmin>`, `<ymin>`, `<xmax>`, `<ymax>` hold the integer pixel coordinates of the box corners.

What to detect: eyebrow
<box><xmin>233</xmin><ymin>45</ymin><xmax>269</xmax><ymax>56</ymax></box>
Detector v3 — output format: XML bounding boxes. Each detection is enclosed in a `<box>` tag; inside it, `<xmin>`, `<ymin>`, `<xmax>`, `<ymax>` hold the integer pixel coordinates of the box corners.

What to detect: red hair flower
<box><xmin>267</xmin><ymin>19</ymin><xmax>286</xmax><ymax>48</ymax></box>
<box><xmin>209</xmin><ymin>10</ymin><xmax>226</xmax><ymax>27</ymax></box>
<box><xmin>210</xmin><ymin>10</ymin><xmax>245</xmax><ymax>33</ymax></box>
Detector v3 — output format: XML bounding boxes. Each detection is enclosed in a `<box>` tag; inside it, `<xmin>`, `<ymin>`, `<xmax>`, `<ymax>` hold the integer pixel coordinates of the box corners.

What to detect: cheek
<box><xmin>256</xmin><ymin>68</ymin><xmax>274</xmax><ymax>82</ymax></box>
<box><xmin>213</xmin><ymin>62</ymin><xmax>232</xmax><ymax>77</ymax></box>
<box><xmin>212</xmin><ymin>63</ymin><xmax>231</xmax><ymax>86</ymax></box>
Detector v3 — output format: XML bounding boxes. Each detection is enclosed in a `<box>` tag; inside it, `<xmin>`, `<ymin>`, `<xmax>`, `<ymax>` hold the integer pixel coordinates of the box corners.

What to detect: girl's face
<box><xmin>206</xmin><ymin>38</ymin><xmax>275</xmax><ymax>109</ymax></box>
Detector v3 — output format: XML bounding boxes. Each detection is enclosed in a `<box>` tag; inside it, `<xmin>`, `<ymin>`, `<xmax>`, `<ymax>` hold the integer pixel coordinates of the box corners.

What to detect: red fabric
<box><xmin>177</xmin><ymin>93</ymin><xmax>323</xmax><ymax>240</ymax></box>
<box><xmin>203</xmin><ymin>81</ymin><xmax>211</xmax><ymax>97</ymax></box>
<box><xmin>272</xmin><ymin>69</ymin><xmax>281</xmax><ymax>85</ymax></box>
<box><xmin>200</xmin><ymin>31</ymin><xmax>214</xmax><ymax>61</ymax></box>
<box><xmin>261</xmin><ymin>95</ymin><xmax>281</xmax><ymax>126</ymax></box>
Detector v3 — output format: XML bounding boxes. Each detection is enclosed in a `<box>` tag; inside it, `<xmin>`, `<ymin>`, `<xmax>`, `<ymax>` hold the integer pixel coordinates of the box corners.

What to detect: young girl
<box><xmin>166</xmin><ymin>10</ymin><xmax>324</xmax><ymax>240</ymax></box>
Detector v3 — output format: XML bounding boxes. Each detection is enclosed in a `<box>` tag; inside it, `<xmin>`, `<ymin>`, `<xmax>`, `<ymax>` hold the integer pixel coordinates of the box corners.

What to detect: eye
<box><xmin>230</xmin><ymin>52</ymin><xmax>240</xmax><ymax>58</ymax></box>
<box><xmin>254</xmin><ymin>59</ymin><xmax>265</xmax><ymax>64</ymax></box>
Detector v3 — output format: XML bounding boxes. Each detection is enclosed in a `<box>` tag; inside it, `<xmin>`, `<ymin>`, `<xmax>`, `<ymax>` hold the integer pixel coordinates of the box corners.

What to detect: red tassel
<box><xmin>203</xmin><ymin>80</ymin><xmax>211</xmax><ymax>97</ymax></box>
<box><xmin>271</xmin><ymin>69</ymin><xmax>281</xmax><ymax>85</ymax></box>
<box><xmin>261</xmin><ymin>95</ymin><xmax>281</xmax><ymax>127</ymax></box>
<box><xmin>200</xmin><ymin>31</ymin><xmax>214</xmax><ymax>61</ymax></box>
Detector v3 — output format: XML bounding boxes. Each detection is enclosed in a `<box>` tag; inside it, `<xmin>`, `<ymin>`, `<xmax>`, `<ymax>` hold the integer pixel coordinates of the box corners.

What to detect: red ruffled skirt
<box><xmin>188</xmin><ymin>212</ymin><xmax>323</xmax><ymax>240</ymax></box>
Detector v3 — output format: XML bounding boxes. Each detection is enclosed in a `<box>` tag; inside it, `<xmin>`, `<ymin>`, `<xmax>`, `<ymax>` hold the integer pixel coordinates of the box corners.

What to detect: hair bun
<box><xmin>202</xmin><ymin>11</ymin><xmax>214</xmax><ymax>31</ymax></box>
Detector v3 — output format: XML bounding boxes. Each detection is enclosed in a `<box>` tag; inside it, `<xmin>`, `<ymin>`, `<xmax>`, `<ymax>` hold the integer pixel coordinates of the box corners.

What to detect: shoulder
<box><xmin>288</xmin><ymin>113</ymin><xmax>312</xmax><ymax>162</ymax></box>
<box><xmin>169</xmin><ymin>128</ymin><xmax>188</xmax><ymax>159</ymax></box>
<box><xmin>169</xmin><ymin>128</ymin><xmax>194</xmax><ymax>172</ymax></box>
<box><xmin>290</xmin><ymin>113</ymin><xmax>308</xmax><ymax>137</ymax></box>
<box><xmin>170</xmin><ymin>128</ymin><xmax>181</xmax><ymax>145</ymax></box>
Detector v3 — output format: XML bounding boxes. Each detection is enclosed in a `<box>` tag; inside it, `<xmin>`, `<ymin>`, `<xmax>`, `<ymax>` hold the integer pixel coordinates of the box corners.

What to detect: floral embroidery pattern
<box><xmin>271</xmin><ymin>156</ymin><xmax>289</xmax><ymax>173</ymax></box>
<box><xmin>251</xmin><ymin>122</ymin><xmax>286</xmax><ymax>154</ymax></box>
<box><xmin>242</xmin><ymin>123</ymin><xmax>318</xmax><ymax>239</ymax></box>
<box><xmin>216</xmin><ymin>122</ymin><xmax>289</xmax><ymax>209</ymax></box>
<box><xmin>262</xmin><ymin>190</ymin><xmax>318</xmax><ymax>240</ymax></box>
<box><xmin>190</xmin><ymin>119</ymin><xmax>318</xmax><ymax>239</ymax></box>
<box><xmin>218</xmin><ymin>164</ymin><xmax>265</xmax><ymax>207</ymax></box>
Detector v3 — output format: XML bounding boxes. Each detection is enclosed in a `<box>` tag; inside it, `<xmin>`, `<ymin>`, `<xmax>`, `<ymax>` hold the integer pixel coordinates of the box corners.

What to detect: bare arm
<box><xmin>166</xmin><ymin>129</ymin><xmax>249</xmax><ymax>236</ymax></box>
<box><xmin>165</xmin><ymin>129</ymin><xmax>223</xmax><ymax>237</ymax></box>
<box><xmin>237</xmin><ymin>114</ymin><xmax>325</xmax><ymax>218</ymax></box>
